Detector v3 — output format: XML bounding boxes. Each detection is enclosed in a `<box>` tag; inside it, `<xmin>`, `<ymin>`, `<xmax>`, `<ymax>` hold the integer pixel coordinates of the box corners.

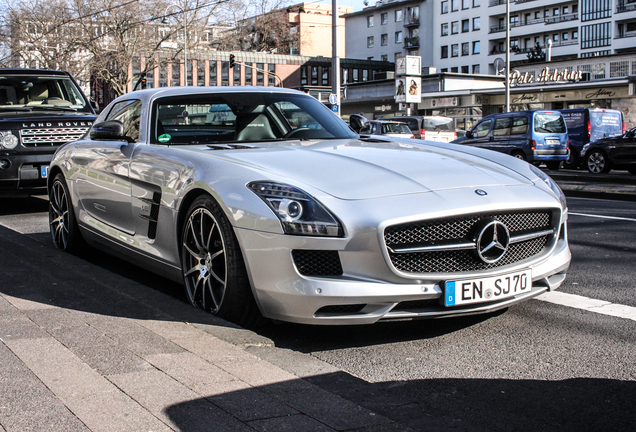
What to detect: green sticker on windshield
<box><xmin>158</xmin><ymin>134</ymin><xmax>171</xmax><ymax>143</ymax></box>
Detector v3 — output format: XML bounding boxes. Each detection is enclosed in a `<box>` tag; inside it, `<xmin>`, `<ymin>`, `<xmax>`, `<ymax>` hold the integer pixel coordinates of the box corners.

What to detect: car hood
<box><xmin>203</xmin><ymin>139</ymin><xmax>534</xmax><ymax>200</ymax></box>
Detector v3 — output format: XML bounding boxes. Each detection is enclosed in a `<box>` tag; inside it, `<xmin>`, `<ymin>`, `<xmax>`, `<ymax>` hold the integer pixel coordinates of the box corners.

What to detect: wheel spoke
<box><xmin>205</xmin><ymin>220</ymin><xmax>217</xmax><ymax>250</ymax></box>
<box><xmin>189</xmin><ymin>217</ymin><xmax>204</xmax><ymax>253</ymax></box>
<box><xmin>205</xmin><ymin>278</ymin><xmax>220</xmax><ymax>312</ymax></box>
<box><xmin>183</xmin><ymin>242</ymin><xmax>204</xmax><ymax>260</ymax></box>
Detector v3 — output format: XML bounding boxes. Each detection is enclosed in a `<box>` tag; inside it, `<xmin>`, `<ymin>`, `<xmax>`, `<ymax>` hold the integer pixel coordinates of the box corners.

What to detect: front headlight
<box><xmin>529</xmin><ymin>164</ymin><xmax>567</xmax><ymax>210</ymax></box>
<box><xmin>0</xmin><ymin>131</ymin><xmax>19</xmax><ymax>150</ymax></box>
<box><xmin>248</xmin><ymin>182</ymin><xmax>343</xmax><ymax>237</ymax></box>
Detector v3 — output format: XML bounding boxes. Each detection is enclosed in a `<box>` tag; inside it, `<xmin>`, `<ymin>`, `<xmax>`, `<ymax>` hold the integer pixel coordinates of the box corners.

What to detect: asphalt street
<box><xmin>0</xmin><ymin>171</ymin><xmax>635</xmax><ymax>432</ymax></box>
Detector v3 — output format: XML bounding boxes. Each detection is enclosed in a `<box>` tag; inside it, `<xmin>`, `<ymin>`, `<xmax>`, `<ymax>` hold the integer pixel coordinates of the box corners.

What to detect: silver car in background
<box><xmin>48</xmin><ymin>87</ymin><xmax>570</xmax><ymax>327</ymax></box>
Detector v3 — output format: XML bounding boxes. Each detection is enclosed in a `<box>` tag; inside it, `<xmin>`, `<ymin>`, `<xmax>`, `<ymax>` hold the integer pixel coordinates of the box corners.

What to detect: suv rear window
<box><xmin>534</xmin><ymin>114</ymin><xmax>566</xmax><ymax>134</ymax></box>
<box><xmin>423</xmin><ymin>117</ymin><xmax>454</xmax><ymax>132</ymax></box>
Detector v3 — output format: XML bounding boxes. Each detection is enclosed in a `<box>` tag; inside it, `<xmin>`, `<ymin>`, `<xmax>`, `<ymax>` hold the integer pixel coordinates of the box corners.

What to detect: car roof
<box><xmin>0</xmin><ymin>68</ymin><xmax>70</xmax><ymax>76</ymax></box>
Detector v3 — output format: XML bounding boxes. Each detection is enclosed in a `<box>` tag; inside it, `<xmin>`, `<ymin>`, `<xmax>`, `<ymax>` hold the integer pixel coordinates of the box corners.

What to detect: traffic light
<box><xmin>229</xmin><ymin>54</ymin><xmax>235</xmax><ymax>68</ymax></box>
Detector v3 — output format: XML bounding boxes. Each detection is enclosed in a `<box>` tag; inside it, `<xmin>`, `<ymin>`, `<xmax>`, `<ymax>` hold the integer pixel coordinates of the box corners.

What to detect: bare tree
<box><xmin>1</xmin><ymin>0</ymin><xmax>230</xmax><ymax>96</ymax></box>
<box><xmin>217</xmin><ymin>0</ymin><xmax>299</xmax><ymax>54</ymax></box>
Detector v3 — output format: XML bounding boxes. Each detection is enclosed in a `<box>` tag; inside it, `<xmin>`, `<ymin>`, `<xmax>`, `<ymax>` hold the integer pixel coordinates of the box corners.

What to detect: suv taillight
<box><xmin>420</xmin><ymin>129</ymin><xmax>425</xmax><ymax>140</ymax></box>
<box><xmin>587</xmin><ymin>119</ymin><xmax>591</xmax><ymax>139</ymax></box>
<box><xmin>454</xmin><ymin>130</ymin><xmax>457</xmax><ymax>138</ymax></box>
<box><xmin>530</xmin><ymin>140</ymin><xmax>536</xmax><ymax>150</ymax></box>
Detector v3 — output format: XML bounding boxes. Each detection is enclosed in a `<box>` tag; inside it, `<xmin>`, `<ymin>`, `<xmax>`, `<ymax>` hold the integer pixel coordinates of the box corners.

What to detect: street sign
<box><xmin>329</xmin><ymin>93</ymin><xmax>338</xmax><ymax>105</ymax></box>
<box><xmin>331</xmin><ymin>104</ymin><xmax>339</xmax><ymax>112</ymax></box>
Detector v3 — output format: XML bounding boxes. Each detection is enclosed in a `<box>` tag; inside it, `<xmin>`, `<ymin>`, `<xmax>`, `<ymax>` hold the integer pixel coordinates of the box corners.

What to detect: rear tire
<box><xmin>563</xmin><ymin>150</ymin><xmax>580</xmax><ymax>169</ymax></box>
<box><xmin>512</xmin><ymin>151</ymin><xmax>527</xmax><ymax>161</ymax></box>
<box><xmin>181</xmin><ymin>195</ymin><xmax>264</xmax><ymax>328</ymax></box>
<box><xmin>49</xmin><ymin>173</ymin><xmax>85</xmax><ymax>253</ymax></box>
<box><xmin>585</xmin><ymin>149</ymin><xmax>611</xmax><ymax>174</ymax></box>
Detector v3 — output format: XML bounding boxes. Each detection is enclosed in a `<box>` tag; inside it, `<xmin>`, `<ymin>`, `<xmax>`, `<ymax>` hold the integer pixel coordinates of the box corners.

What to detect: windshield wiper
<box><xmin>0</xmin><ymin>106</ymin><xmax>33</xmax><ymax>111</ymax></box>
<box><xmin>30</xmin><ymin>105</ymin><xmax>77</xmax><ymax>112</ymax></box>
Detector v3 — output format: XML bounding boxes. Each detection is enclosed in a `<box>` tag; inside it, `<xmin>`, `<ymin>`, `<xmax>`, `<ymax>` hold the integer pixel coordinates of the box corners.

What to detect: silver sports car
<box><xmin>48</xmin><ymin>87</ymin><xmax>570</xmax><ymax>326</ymax></box>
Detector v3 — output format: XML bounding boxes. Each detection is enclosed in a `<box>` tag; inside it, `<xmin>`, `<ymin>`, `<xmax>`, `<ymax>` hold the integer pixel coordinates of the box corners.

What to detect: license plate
<box><xmin>545</xmin><ymin>139</ymin><xmax>560</xmax><ymax>146</ymax></box>
<box><xmin>444</xmin><ymin>270</ymin><xmax>532</xmax><ymax>307</ymax></box>
<box><xmin>40</xmin><ymin>165</ymin><xmax>48</xmax><ymax>178</ymax></box>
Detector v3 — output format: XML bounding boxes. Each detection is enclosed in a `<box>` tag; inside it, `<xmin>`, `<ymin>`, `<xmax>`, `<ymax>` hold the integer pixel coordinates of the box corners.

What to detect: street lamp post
<box><xmin>505</xmin><ymin>0</ymin><xmax>510</xmax><ymax>112</ymax></box>
<box><xmin>163</xmin><ymin>3</ymin><xmax>188</xmax><ymax>86</ymax></box>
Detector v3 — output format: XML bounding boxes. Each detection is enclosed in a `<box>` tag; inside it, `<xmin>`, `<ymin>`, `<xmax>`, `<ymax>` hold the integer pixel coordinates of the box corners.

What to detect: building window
<box><xmin>472</xmin><ymin>64</ymin><xmax>480</xmax><ymax>73</ymax></box>
<box><xmin>362</xmin><ymin>70</ymin><xmax>369</xmax><ymax>81</ymax></box>
<box><xmin>441</xmin><ymin>1</ymin><xmax>448</xmax><ymax>14</ymax></box>
<box><xmin>581</xmin><ymin>22</ymin><xmax>611</xmax><ymax>49</ymax></box>
<box><xmin>563</xmin><ymin>6</ymin><xmax>569</xmax><ymax>14</ymax></box>
<box><xmin>473</xmin><ymin>40</ymin><xmax>480</xmax><ymax>54</ymax></box>
<box><xmin>311</xmin><ymin>66</ymin><xmax>318</xmax><ymax>85</ymax></box>
<box><xmin>462</xmin><ymin>42</ymin><xmax>469</xmax><ymax>55</ymax></box>
<box><xmin>451</xmin><ymin>44</ymin><xmax>458</xmax><ymax>57</ymax></box>
<box><xmin>231</xmin><ymin>63</ymin><xmax>240</xmax><ymax>85</ymax></box>
<box><xmin>221</xmin><ymin>62</ymin><xmax>229</xmax><ymax>86</ymax></box>
<box><xmin>441</xmin><ymin>23</ymin><xmax>449</xmax><ymax>36</ymax></box>
<box><xmin>441</xmin><ymin>45</ymin><xmax>449</xmax><ymax>58</ymax></box>
<box><xmin>462</xmin><ymin>0</ymin><xmax>470</xmax><ymax>9</ymax></box>
<box><xmin>441</xmin><ymin>68</ymin><xmax>448</xmax><ymax>72</ymax></box>
<box><xmin>553</xmin><ymin>8</ymin><xmax>559</xmax><ymax>16</ymax></box>
<box><xmin>394</xmin><ymin>52</ymin><xmax>403</xmax><ymax>62</ymax></box>
<box><xmin>473</xmin><ymin>0</ymin><xmax>480</xmax><ymax>6</ymax></box>
<box><xmin>322</xmin><ymin>67</ymin><xmax>329</xmax><ymax>85</ymax></box>
<box><xmin>256</xmin><ymin>63</ymin><xmax>264</xmax><ymax>85</ymax></box>
<box><xmin>510</xmin><ymin>15</ymin><xmax>519</xmax><ymax>26</ymax></box>
<box><xmin>563</xmin><ymin>32</ymin><xmax>569</xmax><ymax>41</ymax></box>
<box><xmin>245</xmin><ymin>62</ymin><xmax>253</xmax><ymax>85</ymax></box>
<box><xmin>461</xmin><ymin>65</ymin><xmax>469</xmax><ymax>73</ymax></box>
<box><xmin>300</xmin><ymin>67</ymin><xmax>308</xmax><ymax>85</ymax></box>
<box><xmin>381</xmin><ymin>12</ymin><xmax>388</xmax><ymax>25</ymax></box>
<box><xmin>535</xmin><ymin>11</ymin><xmax>541</xmax><ymax>19</ymax></box>
<box><xmin>451</xmin><ymin>67</ymin><xmax>459</xmax><ymax>72</ymax></box>
<box><xmin>581</xmin><ymin>0</ymin><xmax>611</xmax><ymax>21</ymax></box>
<box><xmin>544</xmin><ymin>9</ymin><xmax>550</xmax><ymax>18</ymax></box>
<box><xmin>395</xmin><ymin>31</ymin><xmax>403</xmax><ymax>43</ymax></box>
<box><xmin>352</xmin><ymin>69</ymin><xmax>359</xmax><ymax>83</ymax></box>
<box><xmin>452</xmin><ymin>21</ymin><xmax>459</xmax><ymax>34</ymax></box>
<box><xmin>462</xmin><ymin>19</ymin><xmax>469</xmax><ymax>32</ymax></box>
<box><xmin>381</xmin><ymin>54</ymin><xmax>388</xmax><ymax>61</ymax></box>
<box><xmin>381</xmin><ymin>33</ymin><xmax>388</xmax><ymax>45</ymax></box>
<box><xmin>473</xmin><ymin>17</ymin><xmax>480</xmax><ymax>31</ymax></box>
<box><xmin>553</xmin><ymin>33</ymin><xmax>559</xmax><ymax>42</ymax></box>
<box><xmin>367</xmin><ymin>36</ymin><xmax>374</xmax><ymax>48</ymax></box>
<box><xmin>367</xmin><ymin>16</ymin><xmax>374</xmax><ymax>27</ymax></box>
<box><xmin>451</xmin><ymin>0</ymin><xmax>459</xmax><ymax>12</ymax></box>
<box><xmin>268</xmin><ymin>64</ymin><xmax>276</xmax><ymax>86</ymax></box>
<box><xmin>395</xmin><ymin>9</ymin><xmax>403</xmax><ymax>21</ymax></box>
<box><xmin>573</xmin><ymin>4</ymin><xmax>578</xmax><ymax>13</ymax></box>
<box><xmin>573</xmin><ymin>30</ymin><xmax>578</xmax><ymax>39</ymax></box>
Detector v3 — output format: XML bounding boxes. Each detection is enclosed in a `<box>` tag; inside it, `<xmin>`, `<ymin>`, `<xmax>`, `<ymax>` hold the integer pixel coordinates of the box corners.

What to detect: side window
<box><xmin>493</xmin><ymin>117</ymin><xmax>511</xmax><ymax>136</ymax></box>
<box><xmin>511</xmin><ymin>116</ymin><xmax>529</xmax><ymax>135</ymax></box>
<box><xmin>472</xmin><ymin>119</ymin><xmax>492</xmax><ymax>138</ymax></box>
<box><xmin>106</xmin><ymin>99</ymin><xmax>142</xmax><ymax>142</ymax></box>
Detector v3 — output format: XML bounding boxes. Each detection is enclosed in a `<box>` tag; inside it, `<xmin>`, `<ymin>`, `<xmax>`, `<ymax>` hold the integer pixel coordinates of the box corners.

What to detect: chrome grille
<box><xmin>20</xmin><ymin>127</ymin><xmax>89</xmax><ymax>147</ymax></box>
<box><xmin>384</xmin><ymin>210</ymin><xmax>555</xmax><ymax>274</ymax></box>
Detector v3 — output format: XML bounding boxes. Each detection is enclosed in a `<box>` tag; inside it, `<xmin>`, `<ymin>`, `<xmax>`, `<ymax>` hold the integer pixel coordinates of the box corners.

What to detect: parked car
<box><xmin>453</xmin><ymin>110</ymin><xmax>569</xmax><ymax>170</ymax></box>
<box><xmin>580</xmin><ymin>126</ymin><xmax>636</xmax><ymax>174</ymax></box>
<box><xmin>0</xmin><ymin>68</ymin><xmax>97</xmax><ymax>196</ymax></box>
<box><xmin>378</xmin><ymin>115</ymin><xmax>457</xmax><ymax>142</ymax></box>
<box><xmin>360</xmin><ymin>119</ymin><xmax>415</xmax><ymax>139</ymax></box>
<box><xmin>559</xmin><ymin>108</ymin><xmax>625</xmax><ymax>169</ymax></box>
<box><xmin>48</xmin><ymin>87</ymin><xmax>570</xmax><ymax>327</ymax></box>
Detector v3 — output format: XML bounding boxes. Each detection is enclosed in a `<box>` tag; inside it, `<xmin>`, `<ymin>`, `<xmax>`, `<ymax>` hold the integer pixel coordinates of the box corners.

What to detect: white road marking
<box><xmin>537</xmin><ymin>291</ymin><xmax>636</xmax><ymax>322</ymax></box>
<box><xmin>569</xmin><ymin>212</ymin><xmax>636</xmax><ymax>222</ymax></box>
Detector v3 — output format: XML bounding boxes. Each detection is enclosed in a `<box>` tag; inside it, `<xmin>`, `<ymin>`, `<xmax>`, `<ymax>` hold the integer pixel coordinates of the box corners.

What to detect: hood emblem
<box><xmin>475</xmin><ymin>220</ymin><xmax>510</xmax><ymax>264</ymax></box>
<box><xmin>475</xmin><ymin>189</ymin><xmax>488</xmax><ymax>196</ymax></box>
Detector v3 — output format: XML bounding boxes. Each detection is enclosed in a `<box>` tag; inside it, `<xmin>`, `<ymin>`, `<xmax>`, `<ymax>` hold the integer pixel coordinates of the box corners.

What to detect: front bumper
<box><xmin>0</xmin><ymin>152</ymin><xmax>52</xmax><ymax>195</ymax></box>
<box><xmin>235</xmin><ymin>220</ymin><xmax>571</xmax><ymax>325</ymax></box>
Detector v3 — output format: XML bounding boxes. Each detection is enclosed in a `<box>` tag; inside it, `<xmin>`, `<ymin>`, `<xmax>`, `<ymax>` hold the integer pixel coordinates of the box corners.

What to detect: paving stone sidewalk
<box><xmin>0</xmin><ymin>225</ymin><xmax>410</xmax><ymax>432</ymax></box>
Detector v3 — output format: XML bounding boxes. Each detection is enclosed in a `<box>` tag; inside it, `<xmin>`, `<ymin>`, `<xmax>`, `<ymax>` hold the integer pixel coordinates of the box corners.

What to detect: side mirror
<box><xmin>90</xmin><ymin>120</ymin><xmax>133</xmax><ymax>142</ymax></box>
<box><xmin>466</xmin><ymin>130</ymin><xmax>473</xmax><ymax>138</ymax></box>
<box><xmin>349</xmin><ymin>114</ymin><xmax>370</xmax><ymax>133</ymax></box>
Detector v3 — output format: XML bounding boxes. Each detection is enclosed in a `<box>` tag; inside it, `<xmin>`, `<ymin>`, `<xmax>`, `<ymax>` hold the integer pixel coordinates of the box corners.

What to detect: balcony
<box><xmin>489</xmin><ymin>0</ymin><xmax>506</xmax><ymax>6</ymax></box>
<box><xmin>544</xmin><ymin>13</ymin><xmax>578</xmax><ymax>25</ymax></box>
<box><xmin>404</xmin><ymin>14</ymin><xmax>420</xmax><ymax>27</ymax></box>
<box><xmin>490</xmin><ymin>24</ymin><xmax>507</xmax><ymax>33</ymax></box>
<box><xmin>404</xmin><ymin>36</ymin><xmax>420</xmax><ymax>49</ymax></box>
<box><xmin>616</xmin><ymin>2</ymin><xmax>636</xmax><ymax>13</ymax></box>
<box><xmin>616</xmin><ymin>30</ymin><xmax>636</xmax><ymax>39</ymax></box>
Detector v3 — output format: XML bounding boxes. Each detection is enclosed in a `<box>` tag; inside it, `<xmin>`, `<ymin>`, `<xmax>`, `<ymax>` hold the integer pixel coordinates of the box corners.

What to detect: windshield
<box><xmin>0</xmin><ymin>75</ymin><xmax>90</xmax><ymax>111</ymax></box>
<box><xmin>152</xmin><ymin>92</ymin><xmax>357</xmax><ymax>145</ymax></box>
<box><xmin>534</xmin><ymin>114</ymin><xmax>566</xmax><ymax>134</ymax></box>
<box><xmin>589</xmin><ymin>111</ymin><xmax>623</xmax><ymax>141</ymax></box>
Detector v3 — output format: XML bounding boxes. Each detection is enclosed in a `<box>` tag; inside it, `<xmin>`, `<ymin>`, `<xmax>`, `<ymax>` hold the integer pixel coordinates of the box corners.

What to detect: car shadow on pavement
<box><xmin>161</xmin><ymin>372</ymin><xmax>636</xmax><ymax>432</ymax></box>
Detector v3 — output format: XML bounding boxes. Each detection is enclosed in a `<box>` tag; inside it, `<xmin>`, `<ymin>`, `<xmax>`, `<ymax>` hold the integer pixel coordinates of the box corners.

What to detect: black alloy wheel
<box><xmin>586</xmin><ymin>149</ymin><xmax>611</xmax><ymax>174</ymax></box>
<box><xmin>49</xmin><ymin>173</ymin><xmax>85</xmax><ymax>253</ymax></box>
<box><xmin>181</xmin><ymin>195</ymin><xmax>263</xmax><ymax>327</ymax></box>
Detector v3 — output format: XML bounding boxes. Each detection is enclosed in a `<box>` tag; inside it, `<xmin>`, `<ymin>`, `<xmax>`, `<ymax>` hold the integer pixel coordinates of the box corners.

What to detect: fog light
<box><xmin>0</xmin><ymin>159</ymin><xmax>10</xmax><ymax>169</ymax></box>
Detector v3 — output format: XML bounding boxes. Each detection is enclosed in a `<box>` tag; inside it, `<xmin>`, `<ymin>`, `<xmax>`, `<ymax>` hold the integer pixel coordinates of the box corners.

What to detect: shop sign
<box><xmin>432</xmin><ymin>97</ymin><xmax>458</xmax><ymax>107</ymax></box>
<box><xmin>374</xmin><ymin>105</ymin><xmax>393</xmax><ymax>112</ymax></box>
<box><xmin>509</xmin><ymin>67</ymin><xmax>583</xmax><ymax>87</ymax></box>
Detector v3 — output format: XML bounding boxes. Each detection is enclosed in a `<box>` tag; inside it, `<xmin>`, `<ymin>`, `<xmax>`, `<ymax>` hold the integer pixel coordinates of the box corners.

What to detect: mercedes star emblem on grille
<box><xmin>475</xmin><ymin>220</ymin><xmax>510</xmax><ymax>264</ymax></box>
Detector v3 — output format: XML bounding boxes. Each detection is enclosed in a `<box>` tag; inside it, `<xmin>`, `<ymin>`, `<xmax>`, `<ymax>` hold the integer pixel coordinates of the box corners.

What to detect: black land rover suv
<box><xmin>0</xmin><ymin>68</ymin><xmax>96</xmax><ymax>196</ymax></box>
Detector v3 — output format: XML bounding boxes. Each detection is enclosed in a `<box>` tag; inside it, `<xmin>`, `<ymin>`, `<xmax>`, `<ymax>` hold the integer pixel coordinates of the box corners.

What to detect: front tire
<box><xmin>49</xmin><ymin>173</ymin><xmax>85</xmax><ymax>253</ymax></box>
<box><xmin>585</xmin><ymin>149</ymin><xmax>611</xmax><ymax>174</ymax></box>
<box><xmin>181</xmin><ymin>195</ymin><xmax>263</xmax><ymax>327</ymax></box>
